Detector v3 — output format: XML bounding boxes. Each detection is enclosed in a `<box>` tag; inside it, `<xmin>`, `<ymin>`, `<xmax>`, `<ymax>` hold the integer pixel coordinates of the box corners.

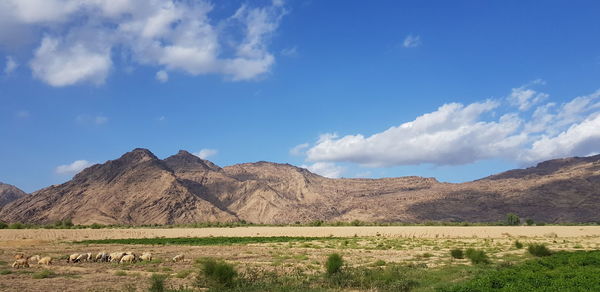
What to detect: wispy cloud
<box><xmin>0</xmin><ymin>0</ymin><xmax>287</xmax><ymax>86</ymax></box>
<box><xmin>155</xmin><ymin>70</ymin><xmax>168</xmax><ymax>83</ymax></box>
<box><xmin>281</xmin><ymin>46</ymin><xmax>298</xmax><ymax>57</ymax></box>
<box><xmin>402</xmin><ymin>34</ymin><xmax>421</xmax><ymax>48</ymax></box>
<box><xmin>194</xmin><ymin>148</ymin><xmax>218</xmax><ymax>159</ymax></box>
<box><xmin>4</xmin><ymin>56</ymin><xmax>18</xmax><ymax>74</ymax></box>
<box><xmin>55</xmin><ymin>160</ymin><xmax>94</xmax><ymax>175</ymax></box>
<box><xmin>76</xmin><ymin>114</ymin><xmax>108</xmax><ymax>125</ymax></box>
<box><xmin>302</xmin><ymin>81</ymin><xmax>600</xmax><ymax>168</ymax></box>
<box><xmin>289</xmin><ymin>143</ymin><xmax>309</xmax><ymax>156</ymax></box>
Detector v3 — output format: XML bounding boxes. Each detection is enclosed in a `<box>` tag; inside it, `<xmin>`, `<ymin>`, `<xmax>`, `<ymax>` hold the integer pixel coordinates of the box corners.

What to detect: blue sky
<box><xmin>1</xmin><ymin>0</ymin><xmax>600</xmax><ymax>192</ymax></box>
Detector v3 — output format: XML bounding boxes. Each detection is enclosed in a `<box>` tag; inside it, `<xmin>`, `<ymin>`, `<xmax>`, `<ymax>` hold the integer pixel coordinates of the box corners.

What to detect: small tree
<box><xmin>506</xmin><ymin>213</ymin><xmax>520</xmax><ymax>226</ymax></box>
<box><xmin>525</xmin><ymin>219</ymin><xmax>535</xmax><ymax>226</ymax></box>
<box><xmin>325</xmin><ymin>253</ymin><xmax>343</xmax><ymax>275</ymax></box>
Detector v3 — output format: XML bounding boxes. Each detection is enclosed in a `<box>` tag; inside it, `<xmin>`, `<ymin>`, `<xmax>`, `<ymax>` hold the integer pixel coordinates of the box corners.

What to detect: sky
<box><xmin>1</xmin><ymin>0</ymin><xmax>600</xmax><ymax>193</ymax></box>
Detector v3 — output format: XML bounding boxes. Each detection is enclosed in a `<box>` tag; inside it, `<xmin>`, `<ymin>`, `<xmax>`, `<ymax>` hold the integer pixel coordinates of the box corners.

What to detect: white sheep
<box><xmin>67</xmin><ymin>253</ymin><xmax>80</xmax><ymax>263</ymax></box>
<box><xmin>12</xmin><ymin>259</ymin><xmax>29</xmax><ymax>269</ymax></box>
<box><xmin>85</xmin><ymin>252</ymin><xmax>92</xmax><ymax>261</ymax></box>
<box><xmin>139</xmin><ymin>253</ymin><xmax>152</xmax><ymax>261</ymax></box>
<box><xmin>38</xmin><ymin>257</ymin><xmax>52</xmax><ymax>265</ymax></box>
<box><xmin>109</xmin><ymin>252</ymin><xmax>125</xmax><ymax>262</ymax></box>
<box><xmin>28</xmin><ymin>255</ymin><xmax>41</xmax><ymax>263</ymax></box>
<box><xmin>96</xmin><ymin>251</ymin><xmax>109</xmax><ymax>262</ymax></box>
<box><xmin>75</xmin><ymin>254</ymin><xmax>87</xmax><ymax>262</ymax></box>
<box><xmin>172</xmin><ymin>254</ymin><xmax>184</xmax><ymax>262</ymax></box>
<box><xmin>120</xmin><ymin>254</ymin><xmax>135</xmax><ymax>263</ymax></box>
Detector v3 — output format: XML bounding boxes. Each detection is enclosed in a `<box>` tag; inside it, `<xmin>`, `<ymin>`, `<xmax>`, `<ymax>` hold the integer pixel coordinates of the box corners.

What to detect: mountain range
<box><xmin>0</xmin><ymin>148</ymin><xmax>599</xmax><ymax>225</ymax></box>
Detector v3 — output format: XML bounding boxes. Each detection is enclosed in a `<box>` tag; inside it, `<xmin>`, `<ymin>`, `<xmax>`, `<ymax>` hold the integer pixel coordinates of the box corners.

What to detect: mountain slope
<box><xmin>0</xmin><ymin>182</ymin><xmax>27</xmax><ymax>208</ymax></box>
<box><xmin>1</xmin><ymin>149</ymin><xmax>599</xmax><ymax>224</ymax></box>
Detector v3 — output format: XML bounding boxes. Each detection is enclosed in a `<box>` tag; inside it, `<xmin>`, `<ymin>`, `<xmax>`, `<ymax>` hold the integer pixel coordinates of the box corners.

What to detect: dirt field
<box><xmin>1</xmin><ymin>227</ymin><xmax>599</xmax><ymax>291</ymax></box>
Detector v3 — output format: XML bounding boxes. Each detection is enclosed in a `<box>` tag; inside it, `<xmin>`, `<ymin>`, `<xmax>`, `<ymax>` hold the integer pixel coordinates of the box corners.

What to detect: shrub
<box><xmin>373</xmin><ymin>259</ymin><xmax>386</xmax><ymax>266</ymax></box>
<box><xmin>525</xmin><ymin>219</ymin><xmax>535</xmax><ymax>226</ymax></box>
<box><xmin>450</xmin><ymin>249</ymin><xmax>464</xmax><ymax>259</ymax></box>
<box><xmin>32</xmin><ymin>269</ymin><xmax>55</xmax><ymax>279</ymax></box>
<box><xmin>149</xmin><ymin>274</ymin><xmax>167</xmax><ymax>292</ymax></box>
<box><xmin>198</xmin><ymin>258</ymin><xmax>237</xmax><ymax>287</ymax></box>
<box><xmin>515</xmin><ymin>240</ymin><xmax>523</xmax><ymax>249</ymax></box>
<box><xmin>465</xmin><ymin>248</ymin><xmax>490</xmax><ymax>264</ymax></box>
<box><xmin>114</xmin><ymin>270</ymin><xmax>127</xmax><ymax>276</ymax></box>
<box><xmin>506</xmin><ymin>213</ymin><xmax>520</xmax><ymax>226</ymax></box>
<box><xmin>325</xmin><ymin>253</ymin><xmax>344</xmax><ymax>275</ymax></box>
<box><xmin>0</xmin><ymin>222</ymin><xmax>7</xmax><ymax>229</ymax></box>
<box><xmin>8</xmin><ymin>222</ymin><xmax>24</xmax><ymax>229</ymax></box>
<box><xmin>528</xmin><ymin>244</ymin><xmax>552</xmax><ymax>257</ymax></box>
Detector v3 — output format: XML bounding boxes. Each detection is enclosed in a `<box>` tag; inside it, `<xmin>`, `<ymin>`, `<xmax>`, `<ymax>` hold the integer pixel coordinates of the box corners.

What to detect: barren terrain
<box><xmin>1</xmin><ymin>227</ymin><xmax>599</xmax><ymax>291</ymax></box>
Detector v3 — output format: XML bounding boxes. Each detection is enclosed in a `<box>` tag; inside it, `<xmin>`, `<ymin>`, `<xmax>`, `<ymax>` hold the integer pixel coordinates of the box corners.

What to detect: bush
<box><xmin>528</xmin><ymin>244</ymin><xmax>552</xmax><ymax>257</ymax></box>
<box><xmin>526</xmin><ymin>219</ymin><xmax>535</xmax><ymax>226</ymax></box>
<box><xmin>0</xmin><ymin>222</ymin><xmax>7</xmax><ymax>229</ymax></box>
<box><xmin>506</xmin><ymin>213</ymin><xmax>520</xmax><ymax>226</ymax></box>
<box><xmin>8</xmin><ymin>222</ymin><xmax>24</xmax><ymax>229</ymax></box>
<box><xmin>325</xmin><ymin>253</ymin><xmax>344</xmax><ymax>275</ymax></box>
<box><xmin>197</xmin><ymin>258</ymin><xmax>237</xmax><ymax>287</ymax></box>
<box><xmin>465</xmin><ymin>248</ymin><xmax>490</xmax><ymax>264</ymax></box>
<box><xmin>450</xmin><ymin>249</ymin><xmax>464</xmax><ymax>259</ymax></box>
<box><xmin>149</xmin><ymin>274</ymin><xmax>167</xmax><ymax>292</ymax></box>
<box><xmin>515</xmin><ymin>240</ymin><xmax>524</xmax><ymax>249</ymax></box>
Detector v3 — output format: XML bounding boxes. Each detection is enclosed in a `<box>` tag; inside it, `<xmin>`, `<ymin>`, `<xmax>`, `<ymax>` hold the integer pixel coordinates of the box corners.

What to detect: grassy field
<box><xmin>1</xmin><ymin>227</ymin><xmax>600</xmax><ymax>291</ymax></box>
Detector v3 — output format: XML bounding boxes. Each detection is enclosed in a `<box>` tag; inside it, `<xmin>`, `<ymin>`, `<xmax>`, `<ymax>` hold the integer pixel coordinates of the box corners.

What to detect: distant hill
<box><xmin>0</xmin><ymin>183</ymin><xmax>27</xmax><ymax>208</ymax></box>
<box><xmin>1</xmin><ymin>148</ymin><xmax>599</xmax><ymax>225</ymax></box>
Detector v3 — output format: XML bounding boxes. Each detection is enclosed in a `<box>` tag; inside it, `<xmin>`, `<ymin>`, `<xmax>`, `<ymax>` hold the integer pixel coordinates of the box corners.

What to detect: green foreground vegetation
<box><xmin>145</xmin><ymin>251</ymin><xmax>600</xmax><ymax>292</ymax></box>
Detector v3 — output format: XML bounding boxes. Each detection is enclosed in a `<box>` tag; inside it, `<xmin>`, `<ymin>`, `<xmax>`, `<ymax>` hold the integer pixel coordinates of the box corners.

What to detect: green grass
<box><xmin>32</xmin><ymin>269</ymin><xmax>55</xmax><ymax>279</ymax></box>
<box><xmin>75</xmin><ymin>236</ymin><xmax>338</xmax><ymax>246</ymax></box>
<box><xmin>114</xmin><ymin>270</ymin><xmax>127</xmax><ymax>276</ymax></box>
<box><xmin>440</xmin><ymin>251</ymin><xmax>600</xmax><ymax>291</ymax></box>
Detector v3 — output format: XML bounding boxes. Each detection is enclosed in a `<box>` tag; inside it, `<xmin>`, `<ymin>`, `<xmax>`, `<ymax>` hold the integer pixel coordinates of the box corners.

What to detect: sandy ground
<box><xmin>1</xmin><ymin>226</ymin><xmax>599</xmax><ymax>242</ymax></box>
<box><xmin>1</xmin><ymin>227</ymin><xmax>599</xmax><ymax>291</ymax></box>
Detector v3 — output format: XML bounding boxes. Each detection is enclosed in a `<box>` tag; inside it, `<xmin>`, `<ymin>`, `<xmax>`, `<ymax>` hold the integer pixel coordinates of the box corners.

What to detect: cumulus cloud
<box><xmin>155</xmin><ymin>70</ymin><xmax>168</xmax><ymax>83</ymax></box>
<box><xmin>289</xmin><ymin>143</ymin><xmax>309</xmax><ymax>156</ymax></box>
<box><xmin>301</xmin><ymin>162</ymin><xmax>344</xmax><ymax>178</ymax></box>
<box><xmin>194</xmin><ymin>148</ymin><xmax>218</xmax><ymax>159</ymax></box>
<box><xmin>402</xmin><ymin>34</ymin><xmax>421</xmax><ymax>48</ymax></box>
<box><xmin>303</xmin><ymin>83</ymin><xmax>600</xmax><ymax>168</ymax></box>
<box><xmin>55</xmin><ymin>160</ymin><xmax>94</xmax><ymax>174</ymax></box>
<box><xmin>4</xmin><ymin>56</ymin><xmax>18</xmax><ymax>74</ymax></box>
<box><xmin>508</xmin><ymin>79</ymin><xmax>548</xmax><ymax>111</ymax></box>
<box><xmin>0</xmin><ymin>0</ymin><xmax>287</xmax><ymax>86</ymax></box>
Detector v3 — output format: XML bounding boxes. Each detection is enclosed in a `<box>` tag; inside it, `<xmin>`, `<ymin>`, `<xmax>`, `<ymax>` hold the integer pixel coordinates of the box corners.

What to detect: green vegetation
<box><xmin>114</xmin><ymin>270</ymin><xmax>127</xmax><ymax>276</ymax></box>
<box><xmin>465</xmin><ymin>248</ymin><xmax>490</xmax><ymax>264</ymax></box>
<box><xmin>325</xmin><ymin>253</ymin><xmax>343</xmax><ymax>275</ymax></box>
<box><xmin>197</xmin><ymin>258</ymin><xmax>237</xmax><ymax>288</ymax></box>
<box><xmin>526</xmin><ymin>218</ymin><xmax>535</xmax><ymax>226</ymax></box>
<box><xmin>441</xmin><ymin>251</ymin><xmax>600</xmax><ymax>291</ymax></box>
<box><xmin>528</xmin><ymin>243</ymin><xmax>552</xmax><ymax>257</ymax></box>
<box><xmin>0</xmin><ymin>270</ymin><xmax>11</xmax><ymax>275</ymax></box>
<box><xmin>149</xmin><ymin>274</ymin><xmax>167</xmax><ymax>292</ymax></box>
<box><xmin>32</xmin><ymin>269</ymin><xmax>55</xmax><ymax>279</ymax></box>
<box><xmin>514</xmin><ymin>240</ymin><xmax>523</xmax><ymax>249</ymax></box>
<box><xmin>75</xmin><ymin>236</ymin><xmax>338</xmax><ymax>246</ymax></box>
<box><xmin>0</xmin><ymin>221</ymin><xmax>7</xmax><ymax>229</ymax></box>
<box><xmin>505</xmin><ymin>213</ymin><xmax>520</xmax><ymax>226</ymax></box>
<box><xmin>450</xmin><ymin>249</ymin><xmax>464</xmax><ymax>259</ymax></box>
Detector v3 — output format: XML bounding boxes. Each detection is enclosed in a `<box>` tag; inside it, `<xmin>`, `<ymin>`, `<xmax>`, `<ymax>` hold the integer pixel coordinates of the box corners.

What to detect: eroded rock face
<box><xmin>0</xmin><ymin>182</ymin><xmax>27</xmax><ymax>208</ymax></box>
<box><xmin>1</xmin><ymin>149</ymin><xmax>599</xmax><ymax>225</ymax></box>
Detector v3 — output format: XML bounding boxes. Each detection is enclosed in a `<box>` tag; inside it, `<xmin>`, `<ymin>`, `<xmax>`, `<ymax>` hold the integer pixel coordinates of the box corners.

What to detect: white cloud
<box><xmin>508</xmin><ymin>79</ymin><xmax>549</xmax><ymax>111</ymax></box>
<box><xmin>402</xmin><ymin>34</ymin><xmax>421</xmax><ymax>48</ymax></box>
<box><xmin>55</xmin><ymin>160</ymin><xmax>94</xmax><ymax>175</ymax></box>
<box><xmin>155</xmin><ymin>70</ymin><xmax>168</xmax><ymax>83</ymax></box>
<box><xmin>301</xmin><ymin>162</ymin><xmax>344</xmax><ymax>178</ymax></box>
<box><xmin>194</xmin><ymin>148</ymin><xmax>218</xmax><ymax>159</ymax></box>
<box><xmin>303</xmin><ymin>84</ymin><xmax>600</xmax><ymax>168</ymax></box>
<box><xmin>289</xmin><ymin>143</ymin><xmax>309</xmax><ymax>156</ymax></box>
<box><xmin>4</xmin><ymin>56</ymin><xmax>18</xmax><ymax>74</ymax></box>
<box><xmin>77</xmin><ymin>114</ymin><xmax>108</xmax><ymax>125</ymax></box>
<box><xmin>1</xmin><ymin>0</ymin><xmax>287</xmax><ymax>86</ymax></box>
<box><xmin>280</xmin><ymin>46</ymin><xmax>297</xmax><ymax>57</ymax></box>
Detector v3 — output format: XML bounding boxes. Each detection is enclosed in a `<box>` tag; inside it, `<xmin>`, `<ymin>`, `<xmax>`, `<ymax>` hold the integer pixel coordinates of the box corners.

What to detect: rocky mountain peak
<box><xmin>163</xmin><ymin>150</ymin><xmax>221</xmax><ymax>172</ymax></box>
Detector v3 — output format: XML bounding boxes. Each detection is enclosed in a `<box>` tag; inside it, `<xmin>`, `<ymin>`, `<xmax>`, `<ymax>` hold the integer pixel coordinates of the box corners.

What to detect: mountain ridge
<box><xmin>1</xmin><ymin>148</ymin><xmax>599</xmax><ymax>225</ymax></box>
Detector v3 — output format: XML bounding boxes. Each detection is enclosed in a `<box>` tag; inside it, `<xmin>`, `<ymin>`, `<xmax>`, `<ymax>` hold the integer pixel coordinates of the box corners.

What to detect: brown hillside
<box><xmin>1</xmin><ymin>149</ymin><xmax>599</xmax><ymax>224</ymax></box>
<box><xmin>0</xmin><ymin>182</ymin><xmax>27</xmax><ymax>208</ymax></box>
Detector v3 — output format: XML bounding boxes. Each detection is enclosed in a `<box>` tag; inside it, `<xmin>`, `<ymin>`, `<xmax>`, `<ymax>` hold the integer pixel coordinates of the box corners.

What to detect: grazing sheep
<box><xmin>76</xmin><ymin>254</ymin><xmax>87</xmax><ymax>262</ymax></box>
<box><xmin>96</xmin><ymin>251</ymin><xmax>109</xmax><ymax>262</ymax></box>
<box><xmin>28</xmin><ymin>255</ymin><xmax>41</xmax><ymax>263</ymax></box>
<box><xmin>67</xmin><ymin>253</ymin><xmax>80</xmax><ymax>263</ymax></box>
<box><xmin>109</xmin><ymin>252</ymin><xmax>125</xmax><ymax>263</ymax></box>
<box><xmin>14</xmin><ymin>253</ymin><xmax>24</xmax><ymax>260</ymax></box>
<box><xmin>85</xmin><ymin>252</ymin><xmax>92</xmax><ymax>261</ymax></box>
<box><xmin>172</xmin><ymin>254</ymin><xmax>184</xmax><ymax>262</ymax></box>
<box><xmin>38</xmin><ymin>257</ymin><xmax>52</xmax><ymax>265</ymax></box>
<box><xmin>139</xmin><ymin>253</ymin><xmax>152</xmax><ymax>261</ymax></box>
<box><xmin>12</xmin><ymin>259</ymin><xmax>29</xmax><ymax>269</ymax></box>
<box><xmin>100</xmin><ymin>253</ymin><xmax>110</xmax><ymax>262</ymax></box>
<box><xmin>120</xmin><ymin>254</ymin><xmax>135</xmax><ymax>263</ymax></box>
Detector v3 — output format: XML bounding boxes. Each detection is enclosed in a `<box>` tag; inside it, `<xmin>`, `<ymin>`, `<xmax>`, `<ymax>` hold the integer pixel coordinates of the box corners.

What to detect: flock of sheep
<box><xmin>11</xmin><ymin>251</ymin><xmax>185</xmax><ymax>269</ymax></box>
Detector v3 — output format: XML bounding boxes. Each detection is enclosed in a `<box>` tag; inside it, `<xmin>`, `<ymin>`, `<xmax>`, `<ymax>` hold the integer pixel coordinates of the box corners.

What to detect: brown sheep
<box><xmin>139</xmin><ymin>253</ymin><xmax>152</xmax><ymax>261</ymax></box>
<box><xmin>12</xmin><ymin>259</ymin><xmax>29</xmax><ymax>269</ymax></box>
<box><xmin>120</xmin><ymin>254</ymin><xmax>135</xmax><ymax>263</ymax></box>
<box><xmin>172</xmin><ymin>254</ymin><xmax>184</xmax><ymax>262</ymax></box>
<box><xmin>67</xmin><ymin>253</ymin><xmax>80</xmax><ymax>263</ymax></box>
